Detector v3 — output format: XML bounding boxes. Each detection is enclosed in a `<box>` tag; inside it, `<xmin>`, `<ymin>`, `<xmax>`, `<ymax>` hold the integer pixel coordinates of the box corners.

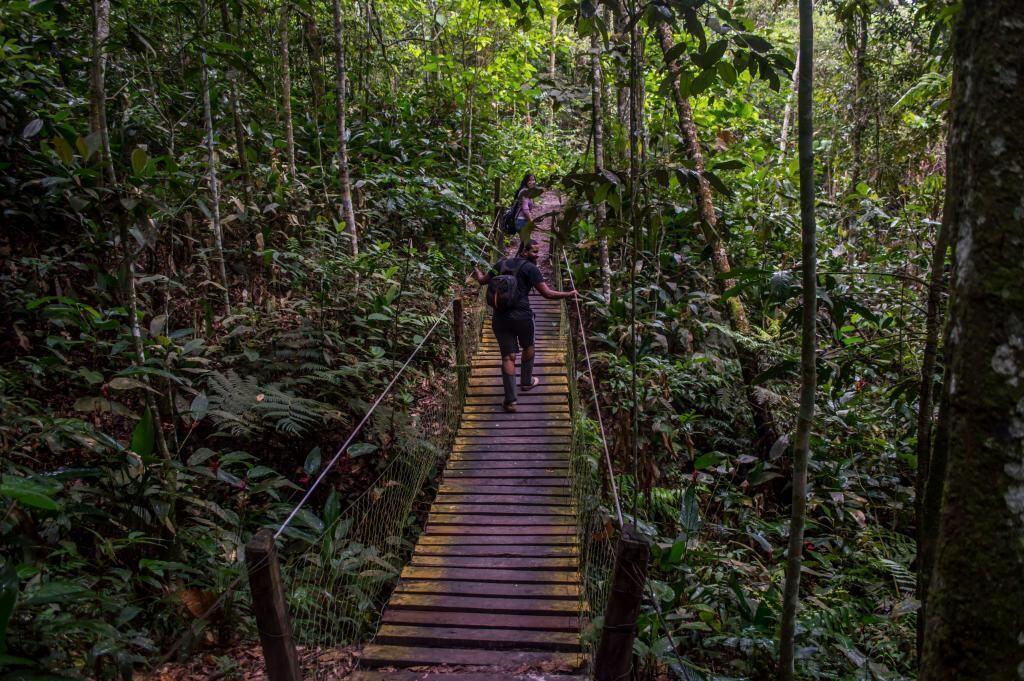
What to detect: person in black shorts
<box><xmin>471</xmin><ymin>238</ymin><xmax>577</xmax><ymax>411</ymax></box>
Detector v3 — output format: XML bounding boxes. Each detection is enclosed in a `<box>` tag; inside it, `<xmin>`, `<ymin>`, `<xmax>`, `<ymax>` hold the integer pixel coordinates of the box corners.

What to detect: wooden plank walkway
<box><xmin>354</xmin><ymin>232</ymin><xmax>585</xmax><ymax>679</ymax></box>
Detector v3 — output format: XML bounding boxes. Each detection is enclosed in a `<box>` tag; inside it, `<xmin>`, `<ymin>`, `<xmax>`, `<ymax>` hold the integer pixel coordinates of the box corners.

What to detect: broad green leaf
<box><xmin>131</xmin><ymin>147</ymin><xmax>149</xmax><ymax>175</ymax></box>
<box><xmin>304</xmin><ymin>447</ymin><xmax>322</xmax><ymax>475</ymax></box>
<box><xmin>691</xmin><ymin>40</ymin><xmax>728</xmax><ymax>69</ymax></box>
<box><xmin>347</xmin><ymin>442</ymin><xmax>377</xmax><ymax>458</ymax></box>
<box><xmin>0</xmin><ymin>476</ymin><xmax>60</xmax><ymax>511</ymax></box>
<box><xmin>131</xmin><ymin>407</ymin><xmax>156</xmax><ymax>458</ymax></box>
<box><xmin>22</xmin><ymin>119</ymin><xmax>43</xmax><ymax>139</ymax></box>
<box><xmin>190</xmin><ymin>392</ymin><xmax>209</xmax><ymax>420</ymax></box>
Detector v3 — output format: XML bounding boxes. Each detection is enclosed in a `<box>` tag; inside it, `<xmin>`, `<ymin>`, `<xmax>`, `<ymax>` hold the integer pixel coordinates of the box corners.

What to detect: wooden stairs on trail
<box><xmin>351</xmin><ymin>290</ymin><xmax>587</xmax><ymax>680</ymax></box>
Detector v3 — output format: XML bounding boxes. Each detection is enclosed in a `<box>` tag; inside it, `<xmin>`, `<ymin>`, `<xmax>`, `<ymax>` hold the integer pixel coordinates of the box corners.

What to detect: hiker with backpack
<box><xmin>500</xmin><ymin>173</ymin><xmax>538</xmax><ymax>235</ymax></box>
<box><xmin>470</xmin><ymin>238</ymin><xmax>577</xmax><ymax>412</ymax></box>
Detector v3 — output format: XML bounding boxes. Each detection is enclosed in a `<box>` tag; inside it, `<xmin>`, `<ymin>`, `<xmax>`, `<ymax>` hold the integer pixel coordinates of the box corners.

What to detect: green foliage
<box><xmin>1</xmin><ymin>0</ymin><xmax>951</xmax><ymax>676</ymax></box>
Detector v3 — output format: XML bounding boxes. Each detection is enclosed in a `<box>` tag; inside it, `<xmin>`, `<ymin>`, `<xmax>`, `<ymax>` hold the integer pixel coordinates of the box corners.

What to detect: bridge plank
<box><xmin>422</xmin><ymin>524</ymin><xmax>575</xmax><ymax>536</ymax></box>
<box><xmin>429</xmin><ymin>503</ymin><xmax>573</xmax><ymax>516</ymax></box>
<box><xmin>416</xmin><ymin>534</ymin><xmax>575</xmax><ymax>546</ymax></box>
<box><xmin>445</xmin><ymin>461</ymin><xmax>572</xmax><ymax>471</ymax></box>
<box><xmin>374</xmin><ymin>625</ymin><xmax>581</xmax><ymax>652</ymax></box>
<box><xmin>399</xmin><ymin>566</ymin><xmax>578</xmax><ymax>583</ymax></box>
<box><xmin>438</xmin><ymin>482</ymin><xmax>571</xmax><ymax>495</ymax></box>
<box><xmin>412</xmin><ymin>544</ymin><xmax>578</xmax><ymax>558</ymax></box>
<box><xmin>392</xmin><ymin>579</ymin><xmax>579</xmax><ymax>599</ymax></box>
<box><xmin>433</xmin><ymin>494</ymin><xmax>574</xmax><ymax>507</ymax></box>
<box><xmin>450</xmin><ymin>450</ymin><xmax>573</xmax><ymax>462</ymax></box>
<box><xmin>359</xmin><ymin>645</ymin><xmax>582</xmax><ymax>670</ymax></box>
<box><xmin>385</xmin><ymin>593</ymin><xmax>578</xmax><ymax>614</ymax></box>
<box><xmin>352</xmin><ymin>673</ymin><xmax>586</xmax><ymax>681</ymax></box>
<box><xmin>445</xmin><ymin>467</ymin><xmax>570</xmax><ymax>475</ymax></box>
<box><xmin>409</xmin><ymin>557</ymin><xmax>577</xmax><ymax>571</ymax></box>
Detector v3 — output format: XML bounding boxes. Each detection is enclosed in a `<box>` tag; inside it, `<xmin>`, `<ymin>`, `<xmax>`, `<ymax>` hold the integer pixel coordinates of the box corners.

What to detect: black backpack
<box><xmin>486</xmin><ymin>258</ymin><xmax>526</xmax><ymax>310</ymax></box>
<box><xmin>499</xmin><ymin>190</ymin><xmax>525</xmax><ymax>234</ymax></box>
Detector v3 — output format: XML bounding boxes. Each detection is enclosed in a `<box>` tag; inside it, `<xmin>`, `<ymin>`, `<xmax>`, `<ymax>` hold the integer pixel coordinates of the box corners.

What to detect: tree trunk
<box><xmin>219</xmin><ymin>0</ymin><xmax>249</xmax><ymax>195</ymax></box>
<box><xmin>280</xmin><ymin>1</ymin><xmax>297</xmax><ymax>178</ymax></box>
<box><xmin>549</xmin><ymin>14</ymin><xmax>557</xmax><ymax>127</ymax></box>
<box><xmin>849</xmin><ymin>13</ymin><xmax>868</xmax><ymax>192</ymax></box>
<box><xmin>90</xmin><ymin>0</ymin><xmax>116</xmax><ymax>186</ymax></box>
<box><xmin>591</xmin><ymin>30</ymin><xmax>611</xmax><ymax>301</ymax></box>
<box><xmin>611</xmin><ymin>4</ymin><xmax>630</xmax><ymax>165</ymax></box>
<box><xmin>199</xmin><ymin>0</ymin><xmax>231</xmax><ymax>313</ymax></box>
<box><xmin>305</xmin><ymin>13</ymin><xmax>325</xmax><ymax>112</ymax></box>
<box><xmin>118</xmin><ymin>219</ymin><xmax>174</xmax><ymax>468</ymax></box>
<box><xmin>919</xmin><ymin>1</ymin><xmax>1024</xmax><ymax>678</ymax></box>
<box><xmin>332</xmin><ymin>0</ymin><xmax>359</xmax><ymax>255</ymax></box>
<box><xmin>779</xmin><ymin>49</ymin><xmax>800</xmax><ymax>155</ymax></box>
<box><xmin>778</xmin><ymin>1</ymin><xmax>816</xmax><ymax>675</ymax></box>
<box><xmin>656</xmin><ymin>21</ymin><xmax>780</xmax><ymax>457</ymax></box>
<box><xmin>914</xmin><ymin>213</ymin><xmax>951</xmax><ymax>655</ymax></box>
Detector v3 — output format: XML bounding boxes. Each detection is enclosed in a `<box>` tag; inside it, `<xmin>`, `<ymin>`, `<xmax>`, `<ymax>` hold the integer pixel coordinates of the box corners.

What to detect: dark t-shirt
<box><xmin>489</xmin><ymin>257</ymin><xmax>543</xmax><ymax>321</ymax></box>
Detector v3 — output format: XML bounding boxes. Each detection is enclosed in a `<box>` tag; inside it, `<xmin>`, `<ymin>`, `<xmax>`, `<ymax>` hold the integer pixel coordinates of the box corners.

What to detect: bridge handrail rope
<box><xmin>273</xmin><ymin>301</ymin><xmax>451</xmax><ymax>538</ymax></box>
<box><xmin>561</xmin><ymin>247</ymin><xmax>624</xmax><ymax>528</ymax></box>
<box><xmin>275</xmin><ymin>221</ymin><xmax>502</xmax><ymax>539</ymax></box>
<box><xmin>561</xmin><ymin>247</ymin><xmax>695</xmax><ymax>679</ymax></box>
<box><xmin>159</xmin><ymin>214</ymin><xmax>503</xmax><ymax>670</ymax></box>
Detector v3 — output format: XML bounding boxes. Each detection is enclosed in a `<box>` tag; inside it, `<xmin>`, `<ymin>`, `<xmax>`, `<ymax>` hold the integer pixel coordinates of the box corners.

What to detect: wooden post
<box><xmin>246</xmin><ymin>529</ymin><xmax>302</xmax><ymax>681</ymax></box>
<box><xmin>453</xmin><ymin>296</ymin><xmax>467</xmax><ymax>394</ymax></box>
<box><xmin>594</xmin><ymin>524</ymin><xmax>650</xmax><ymax>681</ymax></box>
<box><xmin>493</xmin><ymin>176</ymin><xmax>502</xmax><ymax>216</ymax></box>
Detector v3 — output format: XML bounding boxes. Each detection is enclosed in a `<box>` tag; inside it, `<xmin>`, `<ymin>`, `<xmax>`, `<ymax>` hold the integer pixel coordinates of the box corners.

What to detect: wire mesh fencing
<box><xmin>554</xmin><ymin>251</ymin><xmax>618</xmax><ymax>677</ymax></box>
<box><xmin>259</xmin><ymin>252</ymin><xmax>495</xmax><ymax>677</ymax></box>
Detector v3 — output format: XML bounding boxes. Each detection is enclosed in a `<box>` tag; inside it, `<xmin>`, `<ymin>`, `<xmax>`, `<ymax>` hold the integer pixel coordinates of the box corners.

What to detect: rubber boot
<box><xmin>520</xmin><ymin>355</ymin><xmax>535</xmax><ymax>390</ymax></box>
<box><xmin>502</xmin><ymin>372</ymin><xmax>517</xmax><ymax>407</ymax></box>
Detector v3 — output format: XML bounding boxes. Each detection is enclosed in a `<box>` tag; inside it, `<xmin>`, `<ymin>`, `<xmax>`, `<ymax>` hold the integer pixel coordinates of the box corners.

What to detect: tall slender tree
<box><xmin>656</xmin><ymin>21</ymin><xmax>781</xmax><ymax>457</ymax></box>
<box><xmin>913</xmin><ymin>214</ymin><xmax>950</xmax><ymax>654</ymax></box>
<box><xmin>280</xmin><ymin>0</ymin><xmax>297</xmax><ymax>177</ymax></box>
<box><xmin>590</xmin><ymin>24</ymin><xmax>611</xmax><ymax>301</ymax></box>
<box><xmin>848</xmin><ymin>10</ymin><xmax>869</xmax><ymax>193</ymax></box>
<box><xmin>332</xmin><ymin>0</ymin><xmax>359</xmax><ymax>255</ymax></box>
<box><xmin>919</xmin><ymin>1</ymin><xmax>1024</xmax><ymax>677</ymax></box>
<box><xmin>779</xmin><ymin>0</ymin><xmax>817</xmax><ymax>675</ymax></box>
<box><xmin>219</xmin><ymin>0</ymin><xmax>249</xmax><ymax>195</ymax></box>
<box><xmin>89</xmin><ymin>0</ymin><xmax>174</xmax><ymax>467</ymax></box>
<box><xmin>779</xmin><ymin>49</ymin><xmax>800</xmax><ymax>155</ymax></box>
<box><xmin>90</xmin><ymin>0</ymin><xmax>115</xmax><ymax>186</ymax></box>
<box><xmin>199</xmin><ymin>0</ymin><xmax>231</xmax><ymax>313</ymax></box>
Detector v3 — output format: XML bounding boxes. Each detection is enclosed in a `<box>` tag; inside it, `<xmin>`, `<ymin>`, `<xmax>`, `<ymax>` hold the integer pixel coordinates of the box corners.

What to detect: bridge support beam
<box><xmin>246</xmin><ymin>528</ymin><xmax>303</xmax><ymax>681</ymax></box>
<box><xmin>453</xmin><ymin>296</ymin><xmax>467</xmax><ymax>395</ymax></box>
<box><xmin>594</xmin><ymin>524</ymin><xmax>650</xmax><ymax>681</ymax></box>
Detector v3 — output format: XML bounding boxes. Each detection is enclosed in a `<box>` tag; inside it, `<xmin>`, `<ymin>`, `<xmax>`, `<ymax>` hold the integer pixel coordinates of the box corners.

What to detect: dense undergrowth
<box><xmin>1</xmin><ymin>0</ymin><xmax>959</xmax><ymax>678</ymax></box>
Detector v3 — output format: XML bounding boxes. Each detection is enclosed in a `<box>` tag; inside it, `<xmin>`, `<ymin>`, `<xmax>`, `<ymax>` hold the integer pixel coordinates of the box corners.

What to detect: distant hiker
<box><xmin>501</xmin><ymin>173</ymin><xmax>539</xmax><ymax>235</ymax></box>
<box><xmin>471</xmin><ymin>238</ymin><xmax>577</xmax><ymax>412</ymax></box>
<box><xmin>514</xmin><ymin>173</ymin><xmax>538</xmax><ymax>233</ymax></box>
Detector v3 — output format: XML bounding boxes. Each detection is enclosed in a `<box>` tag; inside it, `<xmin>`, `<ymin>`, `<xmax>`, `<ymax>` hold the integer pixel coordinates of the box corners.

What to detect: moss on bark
<box><xmin>919</xmin><ymin>1</ymin><xmax>1024</xmax><ymax>678</ymax></box>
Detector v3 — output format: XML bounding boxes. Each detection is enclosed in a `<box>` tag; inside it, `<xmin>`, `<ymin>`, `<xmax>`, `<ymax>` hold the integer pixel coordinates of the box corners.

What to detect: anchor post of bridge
<box><xmin>594</xmin><ymin>524</ymin><xmax>650</xmax><ymax>681</ymax></box>
<box><xmin>453</xmin><ymin>296</ymin><xmax>467</xmax><ymax>395</ymax></box>
<box><xmin>246</xmin><ymin>528</ymin><xmax>303</xmax><ymax>681</ymax></box>
<box><xmin>492</xmin><ymin>176</ymin><xmax>502</xmax><ymax>219</ymax></box>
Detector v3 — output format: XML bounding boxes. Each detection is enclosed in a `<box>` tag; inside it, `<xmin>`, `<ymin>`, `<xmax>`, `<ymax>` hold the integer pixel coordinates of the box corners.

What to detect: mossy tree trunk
<box><xmin>919</xmin><ymin>1</ymin><xmax>1024</xmax><ymax>678</ymax></box>
<box><xmin>591</xmin><ymin>27</ymin><xmax>611</xmax><ymax>301</ymax></box>
<box><xmin>656</xmin><ymin>21</ymin><xmax>781</xmax><ymax>459</ymax></box>
<box><xmin>332</xmin><ymin>0</ymin><xmax>359</xmax><ymax>256</ymax></box>
<box><xmin>914</xmin><ymin>211</ymin><xmax>950</xmax><ymax>655</ymax></box>
<box><xmin>280</xmin><ymin>0</ymin><xmax>297</xmax><ymax>178</ymax></box>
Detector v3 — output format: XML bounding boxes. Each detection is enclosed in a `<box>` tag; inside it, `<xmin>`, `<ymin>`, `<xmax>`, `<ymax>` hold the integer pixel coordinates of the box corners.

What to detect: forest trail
<box><xmin>352</xmin><ymin>194</ymin><xmax>587</xmax><ymax>679</ymax></box>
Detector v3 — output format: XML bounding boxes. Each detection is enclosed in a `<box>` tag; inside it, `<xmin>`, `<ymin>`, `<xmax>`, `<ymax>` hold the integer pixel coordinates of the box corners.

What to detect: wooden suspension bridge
<box><xmin>353</xmin><ymin>229</ymin><xmax>587</xmax><ymax>679</ymax></box>
<box><xmin>245</xmin><ymin>207</ymin><xmax>647</xmax><ymax>681</ymax></box>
